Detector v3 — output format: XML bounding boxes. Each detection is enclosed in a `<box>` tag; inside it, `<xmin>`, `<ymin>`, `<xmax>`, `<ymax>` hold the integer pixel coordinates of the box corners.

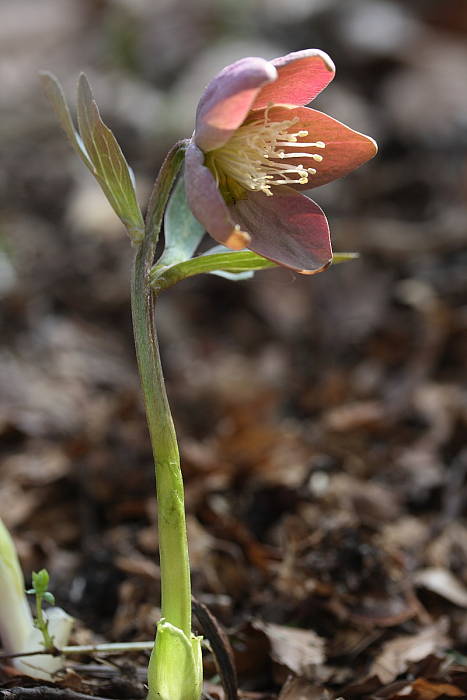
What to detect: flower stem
<box><xmin>130</xmin><ymin>140</ymin><xmax>190</xmax><ymax>636</ymax></box>
<box><xmin>35</xmin><ymin>594</ymin><xmax>54</xmax><ymax>652</ymax></box>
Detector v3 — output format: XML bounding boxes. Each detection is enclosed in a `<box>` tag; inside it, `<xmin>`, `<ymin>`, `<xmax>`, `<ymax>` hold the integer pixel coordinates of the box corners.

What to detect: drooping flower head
<box><xmin>185</xmin><ymin>50</ymin><xmax>377</xmax><ymax>273</ymax></box>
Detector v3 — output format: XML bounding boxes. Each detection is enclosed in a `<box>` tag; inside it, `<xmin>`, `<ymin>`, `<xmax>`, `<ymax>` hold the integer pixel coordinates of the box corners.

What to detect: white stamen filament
<box><xmin>209</xmin><ymin>114</ymin><xmax>326</xmax><ymax>196</ymax></box>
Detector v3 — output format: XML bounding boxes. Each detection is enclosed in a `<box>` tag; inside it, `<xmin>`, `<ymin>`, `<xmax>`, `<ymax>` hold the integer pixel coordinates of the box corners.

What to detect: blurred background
<box><xmin>1</xmin><ymin>0</ymin><xmax>467</xmax><ymax>695</ymax></box>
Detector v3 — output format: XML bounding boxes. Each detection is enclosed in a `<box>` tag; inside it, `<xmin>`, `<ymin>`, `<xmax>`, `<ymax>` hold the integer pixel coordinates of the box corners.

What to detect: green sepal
<box><xmin>157</xmin><ymin>174</ymin><xmax>257</xmax><ymax>282</ymax></box>
<box><xmin>41</xmin><ymin>72</ymin><xmax>145</xmax><ymax>244</ymax></box>
<box><xmin>150</xmin><ymin>249</ymin><xmax>359</xmax><ymax>292</ymax></box>
<box><xmin>158</xmin><ymin>174</ymin><xmax>205</xmax><ymax>267</ymax></box>
<box><xmin>147</xmin><ymin>619</ymin><xmax>202</xmax><ymax>700</ymax></box>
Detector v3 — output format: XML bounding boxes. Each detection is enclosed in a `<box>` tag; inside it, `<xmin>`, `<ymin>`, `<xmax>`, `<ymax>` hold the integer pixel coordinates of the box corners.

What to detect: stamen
<box><xmin>280</xmin><ymin>153</ymin><xmax>323</xmax><ymax>161</ymax></box>
<box><xmin>208</xmin><ymin>113</ymin><xmax>326</xmax><ymax>196</ymax></box>
<box><xmin>275</xmin><ymin>140</ymin><xmax>325</xmax><ymax>148</ymax></box>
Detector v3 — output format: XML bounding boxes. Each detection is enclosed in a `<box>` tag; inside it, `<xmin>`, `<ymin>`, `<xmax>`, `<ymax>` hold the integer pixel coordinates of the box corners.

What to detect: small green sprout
<box><xmin>26</xmin><ymin>569</ymin><xmax>56</xmax><ymax>652</ymax></box>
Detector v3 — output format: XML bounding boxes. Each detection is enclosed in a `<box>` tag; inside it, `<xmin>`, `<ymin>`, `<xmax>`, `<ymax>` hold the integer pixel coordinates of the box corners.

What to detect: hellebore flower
<box><xmin>185</xmin><ymin>50</ymin><xmax>377</xmax><ymax>273</ymax></box>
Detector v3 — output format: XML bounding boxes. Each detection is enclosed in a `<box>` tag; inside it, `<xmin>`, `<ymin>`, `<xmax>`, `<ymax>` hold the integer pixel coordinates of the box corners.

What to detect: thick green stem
<box><xmin>130</xmin><ymin>140</ymin><xmax>190</xmax><ymax>636</ymax></box>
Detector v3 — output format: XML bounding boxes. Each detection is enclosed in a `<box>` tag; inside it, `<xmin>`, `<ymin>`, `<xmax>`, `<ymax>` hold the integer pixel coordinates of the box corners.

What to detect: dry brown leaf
<box><xmin>427</xmin><ymin>523</ymin><xmax>467</xmax><ymax>570</ymax></box>
<box><xmin>2</xmin><ymin>446</ymin><xmax>70</xmax><ymax>486</ymax></box>
<box><xmin>348</xmin><ymin>592</ymin><xmax>420</xmax><ymax>627</ymax></box>
<box><xmin>370</xmin><ymin>620</ymin><xmax>450</xmax><ymax>684</ymax></box>
<box><xmin>391</xmin><ymin>677</ymin><xmax>465</xmax><ymax>699</ymax></box>
<box><xmin>278</xmin><ymin>676</ymin><xmax>333</xmax><ymax>700</ymax></box>
<box><xmin>323</xmin><ymin>400</ymin><xmax>386</xmax><ymax>432</ymax></box>
<box><xmin>0</xmin><ymin>481</ymin><xmax>41</xmax><ymax>528</ymax></box>
<box><xmin>252</xmin><ymin>621</ymin><xmax>325</xmax><ymax>679</ymax></box>
<box><xmin>414</xmin><ymin>567</ymin><xmax>467</xmax><ymax>608</ymax></box>
<box><xmin>330</xmin><ymin>473</ymin><xmax>401</xmax><ymax>525</ymax></box>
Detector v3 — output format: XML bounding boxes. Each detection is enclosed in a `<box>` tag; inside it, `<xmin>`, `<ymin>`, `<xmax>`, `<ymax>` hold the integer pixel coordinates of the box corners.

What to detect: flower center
<box><xmin>206</xmin><ymin>111</ymin><xmax>325</xmax><ymax>199</ymax></box>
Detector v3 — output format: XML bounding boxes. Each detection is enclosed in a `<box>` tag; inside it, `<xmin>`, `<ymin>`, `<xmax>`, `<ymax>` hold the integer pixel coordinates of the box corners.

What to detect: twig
<box><xmin>0</xmin><ymin>650</ymin><xmax>60</xmax><ymax>662</ymax></box>
<box><xmin>0</xmin><ymin>688</ymin><xmax>114</xmax><ymax>700</ymax></box>
<box><xmin>62</xmin><ymin>641</ymin><xmax>153</xmax><ymax>655</ymax></box>
<box><xmin>69</xmin><ymin>664</ymin><xmax>147</xmax><ymax>681</ymax></box>
<box><xmin>192</xmin><ymin>597</ymin><xmax>238</xmax><ymax>700</ymax></box>
<box><xmin>0</xmin><ymin>641</ymin><xmax>154</xmax><ymax>662</ymax></box>
<box><xmin>439</xmin><ymin>448</ymin><xmax>467</xmax><ymax>529</ymax></box>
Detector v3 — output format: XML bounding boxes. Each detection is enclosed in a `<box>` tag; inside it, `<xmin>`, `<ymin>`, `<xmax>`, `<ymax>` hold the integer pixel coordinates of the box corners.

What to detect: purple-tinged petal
<box><xmin>252</xmin><ymin>49</ymin><xmax>335</xmax><ymax>110</ymax></box>
<box><xmin>260</xmin><ymin>105</ymin><xmax>378</xmax><ymax>189</ymax></box>
<box><xmin>194</xmin><ymin>57</ymin><xmax>277</xmax><ymax>153</ymax></box>
<box><xmin>185</xmin><ymin>142</ymin><xmax>251</xmax><ymax>250</ymax></box>
<box><xmin>231</xmin><ymin>187</ymin><xmax>332</xmax><ymax>274</ymax></box>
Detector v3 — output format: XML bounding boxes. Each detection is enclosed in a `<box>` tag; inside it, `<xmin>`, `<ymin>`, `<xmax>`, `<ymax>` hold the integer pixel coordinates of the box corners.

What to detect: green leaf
<box><xmin>41</xmin><ymin>71</ymin><xmax>144</xmax><ymax>243</ymax></box>
<box><xmin>32</xmin><ymin>569</ymin><xmax>50</xmax><ymax>595</ymax></box>
<box><xmin>147</xmin><ymin>620</ymin><xmax>202</xmax><ymax>700</ymax></box>
<box><xmin>40</xmin><ymin>72</ymin><xmax>93</xmax><ymax>170</ymax></box>
<box><xmin>151</xmin><ymin>249</ymin><xmax>359</xmax><ymax>291</ymax></box>
<box><xmin>200</xmin><ymin>245</ymin><xmax>254</xmax><ymax>281</ymax></box>
<box><xmin>42</xmin><ymin>592</ymin><xmax>56</xmax><ymax>606</ymax></box>
<box><xmin>158</xmin><ymin>174</ymin><xmax>205</xmax><ymax>267</ymax></box>
<box><xmin>76</xmin><ymin>74</ymin><xmax>144</xmax><ymax>243</ymax></box>
<box><xmin>331</xmin><ymin>252</ymin><xmax>360</xmax><ymax>264</ymax></box>
<box><xmin>151</xmin><ymin>249</ymin><xmax>274</xmax><ymax>291</ymax></box>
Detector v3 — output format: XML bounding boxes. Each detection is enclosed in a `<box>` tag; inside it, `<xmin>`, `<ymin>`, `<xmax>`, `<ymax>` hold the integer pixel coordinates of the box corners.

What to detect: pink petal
<box><xmin>231</xmin><ymin>187</ymin><xmax>332</xmax><ymax>274</ymax></box>
<box><xmin>262</xmin><ymin>105</ymin><xmax>378</xmax><ymax>189</ymax></box>
<box><xmin>194</xmin><ymin>57</ymin><xmax>277</xmax><ymax>153</ymax></box>
<box><xmin>184</xmin><ymin>142</ymin><xmax>251</xmax><ymax>250</ymax></box>
<box><xmin>252</xmin><ymin>49</ymin><xmax>335</xmax><ymax>110</ymax></box>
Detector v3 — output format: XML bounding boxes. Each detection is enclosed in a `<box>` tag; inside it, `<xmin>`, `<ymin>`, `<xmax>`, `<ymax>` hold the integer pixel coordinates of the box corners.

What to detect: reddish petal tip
<box><xmin>298</xmin><ymin>259</ymin><xmax>332</xmax><ymax>275</ymax></box>
<box><xmin>262</xmin><ymin>106</ymin><xmax>378</xmax><ymax>190</ymax></box>
<box><xmin>317</xmin><ymin>50</ymin><xmax>335</xmax><ymax>73</ymax></box>
<box><xmin>253</xmin><ymin>49</ymin><xmax>336</xmax><ymax>110</ymax></box>
<box><xmin>368</xmin><ymin>135</ymin><xmax>379</xmax><ymax>156</ymax></box>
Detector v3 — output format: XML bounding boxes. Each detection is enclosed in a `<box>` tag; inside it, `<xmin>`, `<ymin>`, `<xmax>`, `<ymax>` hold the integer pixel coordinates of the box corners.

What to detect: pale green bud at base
<box><xmin>147</xmin><ymin>620</ymin><xmax>202</xmax><ymax>700</ymax></box>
